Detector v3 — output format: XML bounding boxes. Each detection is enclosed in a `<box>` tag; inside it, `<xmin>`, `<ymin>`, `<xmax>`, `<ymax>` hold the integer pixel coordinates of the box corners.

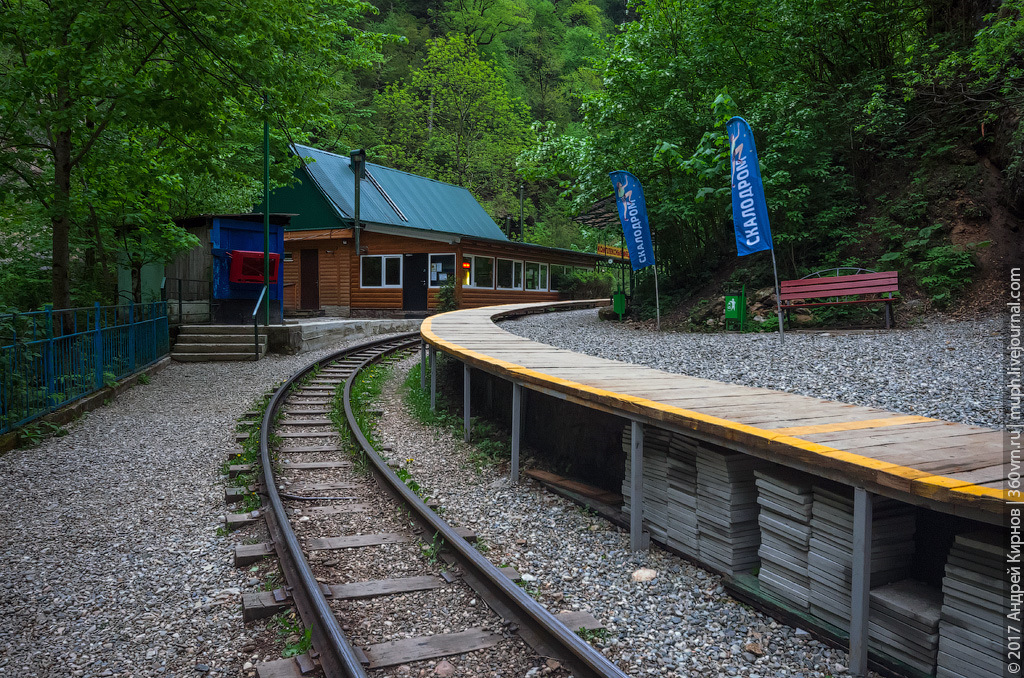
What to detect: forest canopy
<box><xmin>1</xmin><ymin>0</ymin><xmax>1020</xmax><ymax>310</ymax></box>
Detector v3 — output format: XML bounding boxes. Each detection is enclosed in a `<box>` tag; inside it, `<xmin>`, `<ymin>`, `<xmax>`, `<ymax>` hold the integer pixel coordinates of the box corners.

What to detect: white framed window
<box><xmin>428</xmin><ymin>254</ymin><xmax>456</xmax><ymax>287</ymax></box>
<box><xmin>549</xmin><ymin>264</ymin><xmax>572</xmax><ymax>291</ymax></box>
<box><xmin>361</xmin><ymin>254</ymin><xmax>402</xmax><ymax>288</ymax></box>
<box><xmin>495</xmin><ymin>258</ymin><xmax>523</xmax><ymax>290</ymax></box>
<box><xmin>524</xmin><ymin>262</ymin><xmax>548</xmax><ymax>291</ymax></box>
<box><xmin>463</xmin><ymin>255</ymin><xmax>494</xmax><ymax>288</ymax></box>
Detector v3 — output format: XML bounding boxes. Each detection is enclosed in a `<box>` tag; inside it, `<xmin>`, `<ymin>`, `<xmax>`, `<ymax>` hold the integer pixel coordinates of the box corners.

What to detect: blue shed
<box><xmin>165</xmin><ymin>213</ymin><xmax>291</xmax><ymax>324</ymax></box>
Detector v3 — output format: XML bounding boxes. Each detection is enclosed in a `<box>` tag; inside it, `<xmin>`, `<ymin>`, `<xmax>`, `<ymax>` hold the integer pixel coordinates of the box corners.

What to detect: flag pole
<box><xmin>769</xmin><ymin>247</ymin><xmax>784</xmax><ymax>343</ymax></box>
<box><xmin>653</xmin><ymin>266</ymin><xmax>661</xmax><ymax>331</ymax></box>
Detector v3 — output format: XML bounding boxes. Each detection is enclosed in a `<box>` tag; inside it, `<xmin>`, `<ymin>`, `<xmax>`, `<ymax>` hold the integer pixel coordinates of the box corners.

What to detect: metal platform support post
<box><xmin>463</xmin><ymin>363</ymin><xmax>471</xmax><ymax>442</ymax></box>
<box><xmin>420</xmin><ymin>339</ymin><xmax>426</xmax><ymax>390</ymax></box>
<box><xmin>511</xmin><ymin>383</ymin><xmax>522</xmax><ymax>484</ymax></box>
<box><xmin>850</xmin><ymin>487</ymin><xmax>873</xmax><ymax>677</ymax></box>
<box><xmin>430</xmin><ymin>346</ymin><xmax>437</xmax><ymax>411</ymax></box>
<box><xmin>630</xmin><ymin>420</ymin><xmax>646</xmax><ymax>551</ymax></box>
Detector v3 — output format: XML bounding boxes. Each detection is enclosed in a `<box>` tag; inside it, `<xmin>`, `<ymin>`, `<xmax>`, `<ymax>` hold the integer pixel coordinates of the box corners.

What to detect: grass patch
<box><xmin>403</xmin><ymin>363</ymin><xmax>460</xmax><ymax>428</ymax></box>
<box><xmin>270</xmin><ymin>612</ymin><xmax>312</xmax><ymax>658</ymax></box>
<box><xmin>222</xmin><ymin>391</ymin><xmax>281</xmax><ymax>515</ymax></box>
<box><xmin>403</xmin><ymin>363</ymin><xmax>509</xmax><ymax>474</ymax></box>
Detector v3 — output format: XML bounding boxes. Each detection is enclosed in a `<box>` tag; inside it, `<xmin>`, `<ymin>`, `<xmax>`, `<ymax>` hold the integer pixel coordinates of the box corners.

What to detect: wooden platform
<box><xmin>422</xmin><ymin>301</ymin><xmax>1007</xmax><ymax>525</ymax></box>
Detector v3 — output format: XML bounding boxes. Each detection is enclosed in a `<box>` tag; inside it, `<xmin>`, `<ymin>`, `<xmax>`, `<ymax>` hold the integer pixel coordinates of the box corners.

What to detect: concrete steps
<box><xmin>172</xmin><ymin>325</ymin><xmax>268</xmax><ymax>362</ymax></box>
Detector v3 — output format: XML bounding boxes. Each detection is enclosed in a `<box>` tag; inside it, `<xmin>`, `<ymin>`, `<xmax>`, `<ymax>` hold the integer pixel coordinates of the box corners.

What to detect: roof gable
<box><xmin>292</xmin><ymin>145</ymin><xmax>508</xmax><ymax>242</ymax></box>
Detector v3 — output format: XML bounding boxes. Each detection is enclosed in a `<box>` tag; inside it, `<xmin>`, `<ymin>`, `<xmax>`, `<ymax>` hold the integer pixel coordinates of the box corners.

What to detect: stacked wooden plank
<box><xmin>808</xmin><ymin>484</ymin><xmax>916</xmax><ymax>632</ymax></box>
<box><xmin>696</xmin><ymin>446</ymin><xmax>768</xmax><ymax>575</ymax></box>
<box><xmin>754</xmin><ymin>467</ymin><xmax>815</xmax><ymax>610</ymax></box>
<box><xmin>621</xmin><ymin>425</ymin><xmax>670</xmax><ymax>543</ymax></box>
<box><xmin>868</xmin><ymin>579</ymin><xmax>942</xmax><ymax>675</ymax></box>
<box><xmin>937</xmin><ymin>531</ymin><xmax>1004</xmax><ymax>678</ymax></box>
<box><xmin>665</xmin><ymin>435</ymin><xmax>699</xmax><ymax>557</ymax></box>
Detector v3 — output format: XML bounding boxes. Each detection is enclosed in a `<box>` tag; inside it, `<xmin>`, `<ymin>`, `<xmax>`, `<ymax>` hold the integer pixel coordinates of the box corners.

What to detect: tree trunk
<box><xmin>132</xmin><ymin>263</ymin><xmax>142</xmax><ymax>303</ymax></box>
<box><xmin>52</xmin><ymin>127</ymin><xmax>73</xmax><ymax>310</ymax></box>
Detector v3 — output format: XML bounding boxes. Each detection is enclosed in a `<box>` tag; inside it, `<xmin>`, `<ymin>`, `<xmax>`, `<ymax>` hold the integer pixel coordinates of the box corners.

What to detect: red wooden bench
<box><xmin>779</xmin><ymin>269</ymin><xmax>900</xmax><ymax>329</ymax></box>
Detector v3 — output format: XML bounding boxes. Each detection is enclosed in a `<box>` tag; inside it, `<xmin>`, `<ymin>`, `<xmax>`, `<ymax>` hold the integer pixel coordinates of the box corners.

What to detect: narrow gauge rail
<box><xmin>248</xmin><ymin>333</ymin><xmax>627</xmax><ymax>678</ymax></box>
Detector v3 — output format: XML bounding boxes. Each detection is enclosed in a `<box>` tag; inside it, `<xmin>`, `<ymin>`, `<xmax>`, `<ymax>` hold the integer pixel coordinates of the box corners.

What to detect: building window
<box><xmin>464</xmin><ymin>255</ymin><xmax>494</xmax><ymax>288</ymax></box>
<box><xmin>284</xmin><ymin>252</ymin><xmax>293</xmax><ymax>262</ymax></box>
<box><xmin>525</xmin><ymin>262</ymin><xmax>548</xmax><ymax>291</ymax></box>
<box><xmin>361</xmin><ymin>255</ymin><xmax>402</xmax><ymax>287</ymax></box>
<box><xmin>550</xmin><ymin>264</ymin><xmax>573</xmax><ymax>291</ymax></box>
<box><xmin>495</xmin><ymin>258</ymin><xmax>523</xmax><ymax>290</ymax></box>
<box><xmin>429</xmin><ymin>254</ymin><xmax>456</xmax><ymax>287</ymax></box>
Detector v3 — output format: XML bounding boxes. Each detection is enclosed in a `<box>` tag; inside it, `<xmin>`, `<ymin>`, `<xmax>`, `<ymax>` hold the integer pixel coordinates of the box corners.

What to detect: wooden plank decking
<box><xmin>422</xmin><ymin>301</ymin><xmax>1007</xmax><ymax>525</ymax></box>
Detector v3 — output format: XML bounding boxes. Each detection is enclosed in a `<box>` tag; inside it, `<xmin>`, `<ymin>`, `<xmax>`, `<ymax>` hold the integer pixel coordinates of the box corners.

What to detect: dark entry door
<box><xmin>403</xmin><ymin>253</ymin><xmax>428</xmax><ymax>311</ymax></box>
<box><xmin>300</xmin><ymin>249</ymin><xmax>319</xmax><ymax>309</ymax></box>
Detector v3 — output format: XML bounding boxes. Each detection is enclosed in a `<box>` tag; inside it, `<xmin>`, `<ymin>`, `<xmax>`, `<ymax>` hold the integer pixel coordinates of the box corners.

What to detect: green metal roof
<box><xmin>291</xmin><ymin>145</ymin><xmax>508</xmax><ymax>241</ymax></box>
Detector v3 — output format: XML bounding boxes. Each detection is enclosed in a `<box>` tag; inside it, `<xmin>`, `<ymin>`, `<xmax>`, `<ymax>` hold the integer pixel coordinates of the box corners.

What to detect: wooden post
<box><xmin>850</xmin><ymin>487</ymin><xmax>872</xmax><ymax>677</ymax></box>
<box><xmin>630</xmin><ymin>420</ymin><xmax>646</xmax><ymax>551</ymax></box>
<box><xmin>430</xmin><ymin>346</ymin><xmax>437</xmax><ymax>411</ymax></box>
<box><xmin>463</xmin><ymin>363</ymin><xmax>471</xmax><ymax>442</ymax></box>
<box><xmin>420</xmin><ymin>339</ymin><xmax>426</xmax><ymax>390</ymax></box>
<box><xmin>511</xmin><ymin>383</ymin><xmax>522</xmax><ymax>484</ymax></box>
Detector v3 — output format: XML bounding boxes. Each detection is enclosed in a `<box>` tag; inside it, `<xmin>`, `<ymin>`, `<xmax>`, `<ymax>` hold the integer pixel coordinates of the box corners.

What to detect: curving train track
<box><xmin>231</xmin><ymin>333</ymin><xmax>628</xmax><ymax>678</ymax></box>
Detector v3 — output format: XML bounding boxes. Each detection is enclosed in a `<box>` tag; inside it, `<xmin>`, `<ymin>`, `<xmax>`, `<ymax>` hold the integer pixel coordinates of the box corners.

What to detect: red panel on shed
<box><xmin>229</xmin><ymin>251</ymin><xmax>280</xmax><ymax>284</ymax></box>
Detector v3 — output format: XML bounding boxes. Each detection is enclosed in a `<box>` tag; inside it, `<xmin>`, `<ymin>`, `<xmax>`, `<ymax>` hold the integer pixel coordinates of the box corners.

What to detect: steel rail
<box><xmin>343</xmin><ymin>346</ymin><xmax>630</xmax><ymax>678</ymax></box>
<box><xmin>258</xmin><ymin>332</ymin><xmax>419</xmax><ymax>678</ymax></box>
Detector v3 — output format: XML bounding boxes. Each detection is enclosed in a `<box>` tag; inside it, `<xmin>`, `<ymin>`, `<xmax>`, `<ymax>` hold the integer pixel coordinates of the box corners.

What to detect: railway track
<box><xmin>228</xmin><ymin>333</ymin><xmax>628</xmax><ymax>678</ymax></box>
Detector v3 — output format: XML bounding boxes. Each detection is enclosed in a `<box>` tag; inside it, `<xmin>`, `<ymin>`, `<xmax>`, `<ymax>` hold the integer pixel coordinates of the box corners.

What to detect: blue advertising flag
<box><xmin>726</xmin><ymin>117</ymin><xmax>773</xmax><ymax>257</ymax></box>
<box><xmin>609</xmin><ymin>171</ymin><xmax>655</xmax><ymax>271</ymax></box>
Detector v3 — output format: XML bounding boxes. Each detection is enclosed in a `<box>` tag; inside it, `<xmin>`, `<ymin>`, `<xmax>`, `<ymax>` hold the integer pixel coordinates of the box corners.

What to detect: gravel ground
<box><xmin>376</xmin><ymin>356</ymin><xmax>870</xmax><ymax>678</ymax></box>
<box><xmin>499</xmin><ymin>310</ymin><xmax>1005</xmax><ymax>429</ymax></box>
<box><xmin>0</xmin><ymin>335</ymin><xmax>403</xmax><ymax>678</ymax></box>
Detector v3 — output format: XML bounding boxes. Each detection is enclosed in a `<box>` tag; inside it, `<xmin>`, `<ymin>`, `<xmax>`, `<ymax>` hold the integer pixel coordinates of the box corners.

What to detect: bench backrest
<box><xmin>780</xmin><ymin>271</ymin><xmax>899</xmax><ymax>301</ymax></box>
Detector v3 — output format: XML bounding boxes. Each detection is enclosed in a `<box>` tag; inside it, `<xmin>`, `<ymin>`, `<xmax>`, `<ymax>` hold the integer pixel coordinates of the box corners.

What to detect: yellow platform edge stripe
<box><xmin>420</xmin><ymin>312</ymin><xmax>1006</xmax><ymax>504</ymax></box>
<box><xmin>769</xmin><ymin>415</ymin><xmax>937</xmax><ymax>436</ymax></box>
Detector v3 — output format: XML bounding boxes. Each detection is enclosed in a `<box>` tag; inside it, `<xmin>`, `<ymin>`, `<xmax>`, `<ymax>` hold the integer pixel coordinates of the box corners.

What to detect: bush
<box><xmin>554</xmin><ymin>269</ymin><xmax>616</xmax><ymax>299</ymax></box>
<box><xmin>436</xmin><ymin>276</ymin><xmax>458</xmax><ymax>312</ymax></box>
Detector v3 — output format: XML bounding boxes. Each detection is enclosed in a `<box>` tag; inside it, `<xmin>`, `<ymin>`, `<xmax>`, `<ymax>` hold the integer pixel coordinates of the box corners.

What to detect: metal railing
<box><xmin>1</xmin><ymin>302</ymin><xmax>169</xmax><ymax>435</ymax></box>
<box><xmin>251</xmin><ymin>285</ymin><xmax>268</xmax><ymax>362</ymax></box>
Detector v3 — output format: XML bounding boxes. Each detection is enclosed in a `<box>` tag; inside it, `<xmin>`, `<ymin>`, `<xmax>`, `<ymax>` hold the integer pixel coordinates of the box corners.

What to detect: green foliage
<box><xmin>522</xmin><ymin>0</ymin><xmax>1018</xmax><ymax>295</ymax></box>
<box><xmin>19</xmin><ymin>420</ymin><xmax>67</xmax><ymax>448</ymax></box>
<box><xmin>332</xmin><ymin>360</ymin><xmax>393</xmax><ymax>471</ymax></box>
<box><xmin>874</xmin><ymin>217</ymin><xmax>989</xmax><ymax>307</ymax></box>
<box><xmin>576</xmin><ymin>626</ymin><xmax>609</xmax><ymax>642</ymax></box>
<box><xmin>436</xmin><ymin>276</ymin><xmax>459</xmax><ymax>313</ymax></box>
<box><xmin>403</xmin><ymin>364</ymin><xmax>461</xmax><ymax>428</ymax></box>
<box><xmin>394</xmin><ymin>465</ymin><xmax>423</xmax><ymax>496</ymax></box>
<box><xmin>271</xmin><ymin>614</ymin><xmax>312</xmax><ymax>658</ymax></box>
<box><xmin>375</xmin><ymin>33</ymin><xmax>534</xmax><ymax>208</ymax></box>
<box><xmin>553</xmin><ymin>267</ymin><xmax>614</xmax><ymax>299</ymax></box>
<box><xmin>0</xmin><ymin>0</ymin><xmax>394</xmax><ymax>308</ymax></box>
<box><xmin>420</xmin><ymin>532</ymin><xmax>445</xmax><ymax>563</ymax></box>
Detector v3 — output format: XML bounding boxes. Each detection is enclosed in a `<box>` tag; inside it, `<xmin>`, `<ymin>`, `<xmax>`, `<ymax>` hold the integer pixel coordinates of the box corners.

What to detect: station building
<box><xmin>271</xmin><ymin>145</ymin><xmax>606</xmax><ymax>317</ymax></box>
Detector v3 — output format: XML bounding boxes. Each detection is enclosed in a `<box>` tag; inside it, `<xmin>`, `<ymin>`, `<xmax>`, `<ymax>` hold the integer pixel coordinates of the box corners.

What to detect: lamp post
<box><xmin>263</xmin><ymin>117</ymin><xmax>270</xmax><ymax>325</ymax></box>
<box><xmin>350</xmin><ymin>149</ymin><xmax>366</xmax><ymax>257</ymax></box>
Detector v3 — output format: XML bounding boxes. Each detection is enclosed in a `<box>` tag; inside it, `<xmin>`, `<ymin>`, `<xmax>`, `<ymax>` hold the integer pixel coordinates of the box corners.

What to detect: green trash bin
<box><xmin>724</xmin><ymin>285</ymin><xmax>746</xmax><ymax>331</ymax></box>
<box><xmin>613</xmin><ymin>289</ymin><xmax>626</xmax><ymax>320</ymax></box>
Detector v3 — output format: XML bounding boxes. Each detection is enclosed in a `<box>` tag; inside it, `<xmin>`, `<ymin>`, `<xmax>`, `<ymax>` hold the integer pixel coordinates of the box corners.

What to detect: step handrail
<box><xmin>251</xmin><ymin>285</ymin><xmax>268</xmax><ymax>361</ymax></box>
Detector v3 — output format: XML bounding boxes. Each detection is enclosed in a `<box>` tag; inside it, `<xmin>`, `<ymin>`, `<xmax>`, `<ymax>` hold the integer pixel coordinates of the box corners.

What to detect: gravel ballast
<box><xmin>499</xmin><ymin>310</ymin><xmax>1004</xmax><ymax>429</ymax></box>
<box><xmin>0</xmin><ymin>336</ymin><xmax>404</xmax><ymax>678</ymax></box>
<box><xmin>375</xmin><ymin>356</ymin><xmax>871</xmax><ymax>678</ymax></box>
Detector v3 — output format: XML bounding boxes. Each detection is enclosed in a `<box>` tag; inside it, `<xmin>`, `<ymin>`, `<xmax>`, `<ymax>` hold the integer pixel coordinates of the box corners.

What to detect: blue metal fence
<box><xmin>0</xmin><ymin>302</ymin><xmax>169</xmax><ymax>435</ymax></box>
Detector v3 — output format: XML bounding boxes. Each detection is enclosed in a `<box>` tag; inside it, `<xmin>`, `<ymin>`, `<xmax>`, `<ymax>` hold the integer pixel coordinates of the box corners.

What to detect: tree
<box><xmin>435</xmin><ymin>0</ymin><xmax>532</xmax><ymax>46</ymax></box>
<box><xmin>374</xmin><ymin>34</ymin><xmax>534</xmax><ymax>208</ymax></box>
<box><xmin>0</xmin><ymin>0</ymin><xmax>389</xmax><ymax>309</ymax></box>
